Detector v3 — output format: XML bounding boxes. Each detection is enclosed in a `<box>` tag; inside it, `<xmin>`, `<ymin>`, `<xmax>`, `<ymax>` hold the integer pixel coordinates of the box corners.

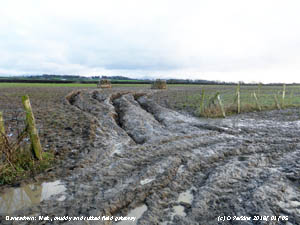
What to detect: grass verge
<box><xmin>0</xmin><ymin>141</ymin><xmax>54</xmax><ymax>185</ymax></box>
<box><xmin>170</xmin><ymin>85</ymin><xmax>300</xmax><ymax>118</ymax></box>
<box><xmin>0</xmin><ymin>126</ymin><xmax>54</xmax><ymax>185</ymax></box>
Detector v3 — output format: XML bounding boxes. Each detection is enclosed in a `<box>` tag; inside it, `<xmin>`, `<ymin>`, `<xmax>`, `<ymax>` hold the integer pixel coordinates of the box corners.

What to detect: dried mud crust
<box><xmin>2</xmin><ymin>89</ymin><xmax>300</xmax><ymax>225</ymax></box>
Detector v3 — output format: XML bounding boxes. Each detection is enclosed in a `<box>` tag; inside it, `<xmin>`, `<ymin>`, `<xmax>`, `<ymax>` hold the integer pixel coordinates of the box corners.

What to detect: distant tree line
<box><xmin>0</xmin><ymin>74</ymin><xmax>298</xmax><ymax>85</ymax></box>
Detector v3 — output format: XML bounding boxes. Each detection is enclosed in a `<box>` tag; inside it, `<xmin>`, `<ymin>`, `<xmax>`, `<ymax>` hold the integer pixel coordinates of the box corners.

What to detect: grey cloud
<box><xmin>1</xmin><ymin>0</ymin><xmax>300</xmax><ymax>82</ymax></box>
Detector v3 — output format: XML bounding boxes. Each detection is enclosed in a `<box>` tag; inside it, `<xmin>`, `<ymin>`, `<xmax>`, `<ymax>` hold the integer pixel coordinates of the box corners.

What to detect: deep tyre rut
<box><xmin>1</xmin><ymin>90</ymin><xmax>300</xmax><ymax>225</ymax></box>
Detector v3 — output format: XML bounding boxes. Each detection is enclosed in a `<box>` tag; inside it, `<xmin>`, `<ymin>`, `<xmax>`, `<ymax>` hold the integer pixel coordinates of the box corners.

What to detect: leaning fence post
<box><xmin>253</xmin><ymin>92</ymin><xmax>261</xmax><ymax>111</ymax></box>
<box><xmin>22</xmin><ymin>95</ymin><xmax>43</xmax><ymax>160</ymax></box>
<box><xmin>0</xmin><ymin>112</ymin><xmax>5</xmax><ymax>144</ymax></box>
<box><xmin>0</xmin><ymin>112</ymin><xmax>4</xmax><ymax>162</ymax></box>
<box><xmin>216</xmin><ymin>93</ymin><xmax>226</xmax><ymax>118</ymax></box>
<box><xmin>0</xmin><ymin>112</ymin><xmax>5</xmax><ymax>135</ymax></box>
<box><xmin>274</xmin><ymin>94</ymin><xmax>281</xmax><ymax>110</ymax></box>
<box><xmin>281</xmin><ymin>84</ymin><xmax>286</xmax><ymax>108</ymax></box>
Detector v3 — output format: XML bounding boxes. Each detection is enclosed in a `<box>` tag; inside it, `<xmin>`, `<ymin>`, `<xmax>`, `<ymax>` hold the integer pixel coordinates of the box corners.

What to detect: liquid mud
<box><xmin>116</xmin><ymin>204</ymin><xmax>147</xmax><ymax>225</ymax></box>
<box><xmin>0</xmin><ymin>180</ymin><xmax>66</xmax><ymax>215</ymax></box>
<box><xmin>1</xmin><ymin>89</ymin><xmax>299</xmax><ymax>225</ymax></box>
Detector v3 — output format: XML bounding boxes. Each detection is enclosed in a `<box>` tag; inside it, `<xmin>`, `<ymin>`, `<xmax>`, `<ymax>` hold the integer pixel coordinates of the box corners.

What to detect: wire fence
<box><xmin>169</xmin><ymin>84</ymin><xmax>300</xmax><ymax>117</ymax></box>
<box><xmin>0</xmin><ymin>108</ymin><xmax>47</xmax><ymax>167</ymax></box>
<box><xmin>1</xmin><ymin>109</ymin><xmax>26</xmax><ymax>138</ymax></box>
<box><xmin>0</xmin><ymin>108</ymin><xmax>47</xmax><ymax>139</ymax></box>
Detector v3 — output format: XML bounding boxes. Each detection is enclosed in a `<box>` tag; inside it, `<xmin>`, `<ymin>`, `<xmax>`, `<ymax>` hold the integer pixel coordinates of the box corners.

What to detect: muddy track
<box><xmin>1</xmin><ymin>90</ymin><xmax>300</xmax><ymax>225</ymax></box>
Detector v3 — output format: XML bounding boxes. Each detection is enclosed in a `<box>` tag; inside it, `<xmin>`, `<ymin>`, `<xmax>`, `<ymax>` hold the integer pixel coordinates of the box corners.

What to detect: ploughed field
<box><xmin>1</xmin><ymin>85</ymin><xmax>300</xmax><ymax>225</ymax></box>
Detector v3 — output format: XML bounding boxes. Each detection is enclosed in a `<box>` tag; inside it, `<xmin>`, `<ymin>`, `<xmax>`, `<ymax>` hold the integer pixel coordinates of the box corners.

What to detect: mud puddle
<box><xmin>115</xmin><ymin>204</ymin><xmax>148</xmax><ymax>225</ymax></box>
<box><xmin>177</xmin><ymin>188</ymin><xmax>194</xmax><ymax>204</ymax></box>
<box><xmin>0</xmin><ymin>180</ymin><xmax>66</xmax><ymax>215</ymax></box>
<box><xmin>162</xmin><ymin>188</ymin><xmax>195</xmax><ymax>224</ymax></box>
<box><xmin>2</xmin><ymin>90</ymin><xmax>300</xmax><ymax>225</ymax></box>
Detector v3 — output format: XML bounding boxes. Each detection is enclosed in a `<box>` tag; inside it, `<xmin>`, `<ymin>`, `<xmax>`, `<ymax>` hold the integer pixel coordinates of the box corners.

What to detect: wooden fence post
<box><xmin>253</xmin><ymin>92</ymin><xmax>261</xmax><ymax>111</ymax></box>
<box><xmin>0</xmin><ymin>111</ymin><xmax>5</xmax><ymax>136</ymax></box>
<box><xmin>216</xmin><ymin>93</ymin><xmax>226</xmax><ymax>118</ymax></box>
<box><xmin>22</xmin><ymin>95</ymin><xmax>43</xmax><ymax>160</ymax></box>
<box><xmin>274</xmin><ymin>94</ymin><xmax>281</xmax><ymax>110</ymax></box>
<box><xmin>0</xmin><ymin>112</ymin><xmax>5</xmax><ymax>146</ymax></box>
<box><xmin>199</xmin><ymin>89</ymin><xmax>205</xmax><ymax>115</ymax></box>
<box><xmin>281</xmin><ymin>84</ymin><xmax>286</xmax><ymax>108</ymax></box>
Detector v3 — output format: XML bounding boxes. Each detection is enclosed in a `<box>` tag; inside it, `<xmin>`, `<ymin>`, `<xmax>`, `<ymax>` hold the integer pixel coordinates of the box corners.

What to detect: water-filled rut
<box><xmin>1</xmin><ymin>89</ymin><xmax>300</xmax><ymax>225</ymax></box>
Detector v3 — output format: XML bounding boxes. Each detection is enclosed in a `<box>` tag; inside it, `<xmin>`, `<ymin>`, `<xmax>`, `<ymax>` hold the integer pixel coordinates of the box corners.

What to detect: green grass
<box><xmin>0</xmin><ymin>82</ymin><xmax>151</xmax><ymax>88</ymax></box>
<box><xmin>111</xmin><ymin>79</ymin><xmax>147</xmax><ymax>82</ymax></box>
<box><xmin>0</xmin><ymin>83</ymin><xmax>97</xmax><ymax>88</ymax></box>
<box><xmin>111</xmin><ymin>83</ymin><xmax>149</xmax><ymax>87</ymax></box>
<box><xmin>174</xmin><ymin>85</ymin><xmax>300</xmax><ymax>117</ymax></box>
<box><xmin>1</xmin><ymin>82</ymin><xmax>300</xmax><ymax>118</ymax></box>
<box><xmin>0</xmin><ymin>143</ymin><xmax>55</xmax><ymax>185</ymax></box>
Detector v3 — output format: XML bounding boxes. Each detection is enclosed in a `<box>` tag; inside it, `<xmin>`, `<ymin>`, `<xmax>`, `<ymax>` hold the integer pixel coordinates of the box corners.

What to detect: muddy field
<box><xmin>1</xmin><ymin>86</ymin><xmax>300</xmax><ymax>225</ymax></box>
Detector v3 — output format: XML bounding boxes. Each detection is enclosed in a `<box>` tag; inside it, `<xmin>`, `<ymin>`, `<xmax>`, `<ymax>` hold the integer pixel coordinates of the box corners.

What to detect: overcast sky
<box><xmin>1</xmin><ymin>0</ymin><xmax>300</xmax><ymax>83</ymax></box>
